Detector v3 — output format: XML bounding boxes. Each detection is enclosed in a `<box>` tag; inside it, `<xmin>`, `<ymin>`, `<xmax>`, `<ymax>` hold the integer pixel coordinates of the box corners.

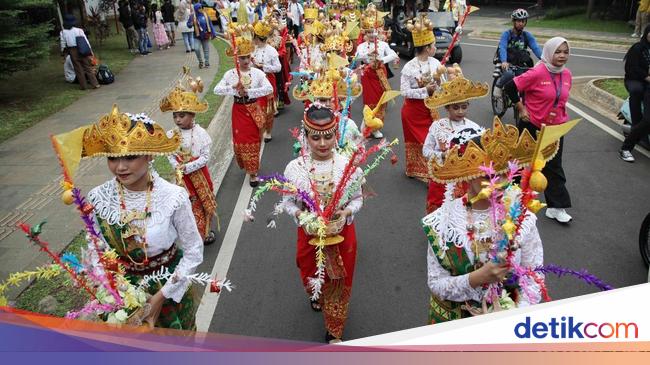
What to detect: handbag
<box><xmin>75</xmin><ymin>35</ymin><xmax>92</xmax><ymax>56</ymax></box>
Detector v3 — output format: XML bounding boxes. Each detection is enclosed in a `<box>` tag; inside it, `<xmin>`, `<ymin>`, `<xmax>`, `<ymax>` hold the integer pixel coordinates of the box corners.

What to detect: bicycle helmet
<box><xmin>511</xmin><ymin>8</ymin><xmax>529</xmax><ymax>20</ymax></box>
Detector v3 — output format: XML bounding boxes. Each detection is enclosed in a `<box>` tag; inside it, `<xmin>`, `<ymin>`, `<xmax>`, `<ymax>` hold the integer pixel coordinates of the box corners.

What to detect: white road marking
<box><xmin>566</xmin><ymin>101</ymin><xmax>650</xmax><ymax>159</ymax></box>
<box><xmin>467</xmin><ymin>36</ymin><xmax>628</xmax><ymax>53</ymax></box>
<box><xmin>462</xmin><ymin>42</ymin><xmax>622</xmax><ymax>61</ymax></box>
<box><xmin>195</xmin><ymin>142</ymin><xmax>266</xmax><ymax>332</ymax></box>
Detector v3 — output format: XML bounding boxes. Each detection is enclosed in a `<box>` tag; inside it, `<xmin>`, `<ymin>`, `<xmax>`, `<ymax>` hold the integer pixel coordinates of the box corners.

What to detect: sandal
<box><xmin>310</xmin><ymin>299</ymin><xmax>322</xmax><ymax>312</ymax></box>
<box><xmin>325</xmin><ymin>332</ymin><xmax>342</xmax><ymax>344</ymax></box>
<box><xmin>203</xmin><ymin>230</ymin><xmax>216</xmax><ymax>245</ymax></box>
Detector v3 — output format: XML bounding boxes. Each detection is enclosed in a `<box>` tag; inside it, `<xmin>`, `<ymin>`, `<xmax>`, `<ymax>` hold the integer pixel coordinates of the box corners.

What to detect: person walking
<box><xmin>133</xmin><ymin>3</ymin><xmax>151</xmax><ymax>55</ymax></box>
<box><xmin>620</xmin><ymin>25</ymin><xmax>650</xmax><ymax>163</ymax></box>
<box><xmin>188</xmin><ymin>3</ymin><xmax>216</xmax><ymax>68</ymax></box>
<box><xmin>161</xmin><ymin>0</ymin><xmax>176</xmax><ymax>46</ymax></box>
<box><xmin>118</xmin><ymin>0</ymin><xmax>138</xmax><ymax>53</ymax></box>
<box><xmin>176</xmin><ymin>0</ymin><xmax>194</xmax><ymax>53</ymax></box>
<box><xmin>632</xmin><ymin>0</ymin><xmax>650</xmax><ymax>38</ymax></box>
<box><xmin>151</xmin><ymin>4</ymin><xmax>171</xmax><ymax>50</ymax></box>
<box><xmin>59</xmin><ymin>14</ymin><xmax>100</xmax><ymax>90</ymax></box>
<box><xmin>504</xmin><ymin>37</ymin><xmax>573</xmax><ymax>224</ymax></box>
<box><xmin>287</xmin><ymin>0</ymin><xmax>304</xmax><ymax>38</ymax></box>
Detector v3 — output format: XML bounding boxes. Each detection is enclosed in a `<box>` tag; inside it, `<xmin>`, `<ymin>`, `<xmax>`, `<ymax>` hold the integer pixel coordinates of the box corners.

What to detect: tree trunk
<box><xmin>587</xmin><ymin>0</ymin><xmax>596</xmax><ymax>19</ymax></box>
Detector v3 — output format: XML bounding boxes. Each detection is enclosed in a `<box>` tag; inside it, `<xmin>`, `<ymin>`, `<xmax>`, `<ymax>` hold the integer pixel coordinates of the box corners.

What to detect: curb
<box><xmin>206</xmin><ymin>96</ymin><xmax>234</xmax><ymax>194</ymax></box>
<box><xmin>583</xmin><ymin>78</ymin><xmax>624</xmax><ymax>116</ymax></box>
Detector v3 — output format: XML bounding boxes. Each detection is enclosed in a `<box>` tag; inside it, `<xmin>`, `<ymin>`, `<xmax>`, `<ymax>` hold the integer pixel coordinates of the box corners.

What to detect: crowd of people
<box><xmin>52</xmin><ymin>0</ymin><xmax>637</xmax><ymax>345</ymax></box>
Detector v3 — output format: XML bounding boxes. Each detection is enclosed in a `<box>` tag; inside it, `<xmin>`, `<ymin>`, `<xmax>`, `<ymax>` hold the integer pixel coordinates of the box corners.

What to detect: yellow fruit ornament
<box><xmin>529</xmin><ymin>158</ymin><xmax>547</xmax><ymax>192</ymax></box>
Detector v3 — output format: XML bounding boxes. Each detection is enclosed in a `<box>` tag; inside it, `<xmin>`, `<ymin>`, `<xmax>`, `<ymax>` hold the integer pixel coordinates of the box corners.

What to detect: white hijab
<box><xmin>541</xmin><ymin>36</ymin><xmax>569</xmax><ymax>74</ymax></box>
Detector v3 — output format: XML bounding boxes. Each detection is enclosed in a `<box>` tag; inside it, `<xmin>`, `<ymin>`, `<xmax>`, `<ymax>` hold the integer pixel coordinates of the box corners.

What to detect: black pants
<box><xmin>519</xmin><ymin>121</ymin><xmax>572</xmax><ymax>209</ymax></box>
<box><xmin>622</xmin><ymin>79</ymin><xmax>650</xmax><ymax>150</ymax></box>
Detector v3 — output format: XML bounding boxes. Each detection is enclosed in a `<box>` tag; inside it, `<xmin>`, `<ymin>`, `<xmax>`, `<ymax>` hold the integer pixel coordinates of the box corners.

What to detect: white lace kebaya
<box><xmin>166</xmin><ymin>124</ymin><xmax>212</xmax><ymax>174</ymax></box>
<box><xmin>424</xmin><ymin>196</ymin><xmax>544</xmax><ymax>306</ymax></box>
<box><xmin>252</xmin><ymin>44</ymin><xmax>282</xmax><ymax>74</ymax></box>
<box><xmin>355</xmin><ymin>41</ymin><xmax>398</xmax><ymax>65</ymax></box>
<box><xmin>213</xmin><ymin>68</ymin><xmax>273</xmax><ymax>98</ymax></box>
<box><xmin>422</xmin><ymin>117</ymin><xmax>484</xmax><ymax>164</ymax></box>
<box><xmin>88</xmin><ymin>171</ymin><xmax>204</xmax><ymax>303</ymax></box>
<box><xmin>400</xmin><ymin>56</ymin><xmax>442</xmax><ymax>99</ymax></box>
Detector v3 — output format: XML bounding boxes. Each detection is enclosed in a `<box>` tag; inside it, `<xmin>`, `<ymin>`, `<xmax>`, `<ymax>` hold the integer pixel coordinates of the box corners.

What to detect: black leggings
<box><xmin>622</xmin><ymin>79</ymin><xmax>650</xmax><ymax>150</ymax></box>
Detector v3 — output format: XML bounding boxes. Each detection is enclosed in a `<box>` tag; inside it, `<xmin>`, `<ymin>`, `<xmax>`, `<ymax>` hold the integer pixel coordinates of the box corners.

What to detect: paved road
<box><xmin>195</xmin><ymin>37</ymin><xmax>650</xmax><ymax>342</ymax></box>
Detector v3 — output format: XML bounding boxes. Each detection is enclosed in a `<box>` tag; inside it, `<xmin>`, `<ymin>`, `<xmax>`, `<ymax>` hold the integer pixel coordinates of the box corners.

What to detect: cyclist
<box><xmin>493</xmin><ymin>8</ymin><xmax>542</xmax><ymax>95</ymax></box>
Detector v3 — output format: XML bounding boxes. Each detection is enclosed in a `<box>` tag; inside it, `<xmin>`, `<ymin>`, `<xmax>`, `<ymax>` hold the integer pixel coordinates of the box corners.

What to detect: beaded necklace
<box><xmin>117</xmin><ymin>173</ymin><xmax>153</xmax><ymax>265</ymax></box>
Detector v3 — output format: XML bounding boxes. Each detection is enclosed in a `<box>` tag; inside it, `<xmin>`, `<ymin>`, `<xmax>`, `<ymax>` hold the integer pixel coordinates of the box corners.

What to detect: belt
<box><xmin>124</xmin><ymin>244</ymin><xmax>178</xmax><ymax>275</ymax></box>
<box><xmin>234</xmin><ymin>96</ymin><xmax>258</xmax><ymax>104</ymax></box>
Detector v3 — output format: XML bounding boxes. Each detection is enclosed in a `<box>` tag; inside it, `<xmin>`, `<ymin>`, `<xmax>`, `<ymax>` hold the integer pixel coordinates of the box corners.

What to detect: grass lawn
<box><xmin>0</xmin><ymin>32</ymin><xmax>135</xmax><ymax>144</ymax></box>
<box><xmin>14</xmin><ymin>232</ymin><xmax>90</xmax><ymax>317</ymax></box>
<box><xmin>594</xmin><ymin>78</ymin><xmax>627</xmax><ymax>99</ymax></box>
<box><xmin>527</xmin><ymin>14</ymin><xmax>630</xmax><ymax>34</ymax></box>
<box><xmin>154</xmin><ymin>37</ymin><xmax>233</xmax><ymax>181</ymax></box>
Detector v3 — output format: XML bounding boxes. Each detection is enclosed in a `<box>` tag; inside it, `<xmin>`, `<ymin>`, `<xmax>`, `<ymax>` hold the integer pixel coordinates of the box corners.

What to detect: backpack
<box><xmin>96</xmin><ymin>64</ymin><xmax>114</xmax><ymax>84</ymax></box>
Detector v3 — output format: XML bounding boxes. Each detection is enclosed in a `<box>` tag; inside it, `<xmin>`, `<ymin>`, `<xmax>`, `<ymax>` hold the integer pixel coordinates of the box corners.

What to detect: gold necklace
<box><xmin>117</xmin><ymin>174</ymin><xmax>153</xmax><ymax>265</ymax></box>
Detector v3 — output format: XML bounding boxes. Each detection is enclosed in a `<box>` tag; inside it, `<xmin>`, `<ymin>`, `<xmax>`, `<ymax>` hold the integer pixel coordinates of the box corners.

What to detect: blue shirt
<box><xmin>498</xmin><ymin>29</ymin><xmax>542</xmax><ymax>63</ymax></box>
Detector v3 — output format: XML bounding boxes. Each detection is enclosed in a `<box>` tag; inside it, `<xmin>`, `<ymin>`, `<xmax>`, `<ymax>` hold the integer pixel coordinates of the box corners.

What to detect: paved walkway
<box><xmin>0</xmin><ymin>39</ymin><xmax>219</xmax><ymax>297</ymax></box>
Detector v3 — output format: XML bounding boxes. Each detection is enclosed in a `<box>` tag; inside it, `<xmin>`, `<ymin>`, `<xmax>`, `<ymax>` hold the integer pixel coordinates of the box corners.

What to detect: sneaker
<box><xmin>204</xmin><ymin>63</ymin><xmax>210</xmax><ymax>68</ymax></box>
<box><xmin>371</xmin><ymin>130</ymin><xmax>384</xmax><ymax>139</ymax></box>
<box><xmin>492</xmin><ymin>66</ymin><xmax>501</xmax><ymax>78</ymax></box>
<box><xmin>545</xmin><ymin>208</ymin><xmax>572</xmax><ymax>223</ymax></box>
<box><xmin>198</xmin><ymin>62</ymin><xmax>204</xmax><ymax>69</ymax></box>
<box><xmin>493</xmin><ymin>86</ymin><xmax>502</xmax><ymax>97</ymax></box>
<box><xmin>631</xmin><ymin>33</ymin><xmax>640</xmax><ymax>38</ymax></box>
<box><xmin>619</xmin><ymin>149</ymin><xmax>635</xmax><ymax>163</ymax></box>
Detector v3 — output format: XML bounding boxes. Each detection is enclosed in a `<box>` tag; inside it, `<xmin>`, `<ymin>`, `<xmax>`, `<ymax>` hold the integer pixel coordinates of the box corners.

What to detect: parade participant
<box><xmin>60</xmin><ymin>106</ymin><xmax>204</xmax><ymax>329</ymax></box>
<box><xmin>214</xmin><ymin>30</ymin><xmax>273</xmax><ymax>187</ymax></box>
<box><xmin>400</xmin><ymin>14</ymin><xmax>441</xmax><ymax>180</ymax></box>
<box><xmin>252</xmin><ymin>16</ymin><xmax>282</xmax><ymax>142</ymax></box>
<box><xmin>281</xmin><ymin>104</ymin><xmax>364</xmax><ymax>343</ymax></box>
<box><xmin>298</xmin><ymin>18</ymin><xmax>327</xmax><ymax>72</ymax></box>
<box><xmin>425</xmin><ymin>118</ymin><xmax>556</xmax><ymax>324</ymax></box>
<box><xmin>268</xmin><ymin>9</ymin><xmax>293</xmax><ymax>111</ymax></box>
<box><xmin>504</xmin><ymin>37</ymin><xmax>573</xmax><ymax>224</ymax></box>
<box><xmin>161</xmin><ymin>74</ymin><xmax>217</xmax><ymax>245</ymax></box>
<box><xmin>422</xmin><ymin>69</ymin><xmax>487</xmax><ymax>213</ymax></box>
<box><xmin>188</xmin><ymin>3</ymin><xmax>216</xmax><ymax>68</ymax></box>
<box><xmin>293</xmin><ymin>58</ymin><xmax>364</xmax><ymax>154</ymax></box>
<box><xmin>356</xmin><ymin>5</ymin><xmax>397</xmax><ymax>139</ymax></box>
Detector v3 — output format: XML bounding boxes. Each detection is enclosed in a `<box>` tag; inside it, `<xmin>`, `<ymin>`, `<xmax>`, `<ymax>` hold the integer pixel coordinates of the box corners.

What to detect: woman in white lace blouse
<box><xmin>79</xmin><ymin>107</ymin><xmax>203</xmax><ymax>329</ymax></box>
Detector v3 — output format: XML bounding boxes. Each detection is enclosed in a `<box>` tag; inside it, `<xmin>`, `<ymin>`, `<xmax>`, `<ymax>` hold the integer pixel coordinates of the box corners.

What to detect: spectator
<box><xmin>118</xmin><ymin>0</ymin><xmax>138</xmax><ymax>53</ymax></box>
<box><xmin>176</xmin><ymin>0</ymin><xmax>194</xmax><ymax>53</ymax></box>
<box><xmin>620</xmin><ymin>25</ymin><xmax>650</xmax><ymax>163</ymax></box>
<box><xmin>188</xmin><ymin>3</ymin><xmax>216</xmax><ymax>68</ymax></box>
<box><xmin>151</xmin><ymin>3</ymin><xmax>171</xmax><ymax>50</ymax></box>
<box><xmin>59</xmin><ymin>14</ymin><xmax>99</xmax><ymax>90</ymax></box>
<box><xmin>161</xmin><ymin>0</ymin><xmax>177</xmax><ymax>46</ymax></box>
<box><xmin>632</xmin><ymin>0</ymin><xmax>650</xmax><ymax>38</ymax></box>
<box><xmin>287</xmin><ymin>0</ymin><xmax>303</xmax><ymax>38</ymax></box>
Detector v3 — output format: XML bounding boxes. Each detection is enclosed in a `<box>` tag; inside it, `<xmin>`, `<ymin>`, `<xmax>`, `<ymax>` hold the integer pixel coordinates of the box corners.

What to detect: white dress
<box><xmin>423</xmin><ymin>198</ymin><xmax>544</xmax><ymax>306</ymax></box>
<box><xmin>88</xmin><ymin>172</ymin><xmax>204</xmax><ymax>303</ymax></box>
<box><xmin>166</xmin><ymin>124</ymin><xmax>212</xmax><ymax>174</ymax></box>
<box><xmin>355</xmin><ymin>41</ymin><xmax>398</xmax><ymax>65</ymax></box>
<box><xmin>213</xmin><ymin>67</ymin><xmax>273</xmax><ymax>98</ymax></box>
<box><xmin>422</xmin><ymin>117</ymin><xmax>484</xmax><ymax>164</ymax></box>
<box><xmin>252</xmin><ymin>44</ymin><xmax>282</xmax><ymax>74</ymax></box>
<box><xmin>281</xmin><ymin>153</ymin><xmax>363</xmax><ymax>225</ymax></box>
<box><xmin>400</xmin><ymin>57</ymin><xmax>442</xmax><ymax>99</ymax></box>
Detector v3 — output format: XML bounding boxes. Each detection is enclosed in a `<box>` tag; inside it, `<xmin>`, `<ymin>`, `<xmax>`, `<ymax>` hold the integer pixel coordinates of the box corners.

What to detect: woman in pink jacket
<box><xmin>504</xmin><ymin>36</ymin><xmax>573</xmax><ymax>224</ymax></box>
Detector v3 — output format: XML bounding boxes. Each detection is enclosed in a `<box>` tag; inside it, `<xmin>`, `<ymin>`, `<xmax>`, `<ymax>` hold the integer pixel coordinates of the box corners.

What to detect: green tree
<box><xmin>0</xmin><ymin>0</ymin><xmax>54</xmax><ymax>79</ymax></box>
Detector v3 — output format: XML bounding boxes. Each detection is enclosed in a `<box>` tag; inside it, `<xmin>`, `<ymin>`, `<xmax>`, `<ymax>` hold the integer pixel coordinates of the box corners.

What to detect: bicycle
<box><xmin>490</xmin><ymin>65</ymin><xmax>529</xmax><ymax>122</ymax></box>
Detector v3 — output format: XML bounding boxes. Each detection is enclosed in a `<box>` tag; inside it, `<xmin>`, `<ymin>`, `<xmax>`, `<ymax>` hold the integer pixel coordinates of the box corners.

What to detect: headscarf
<box><xmin>541</xmin><ymin>36</ymin><xmax>569</xmax><ymax>74</ymax></box>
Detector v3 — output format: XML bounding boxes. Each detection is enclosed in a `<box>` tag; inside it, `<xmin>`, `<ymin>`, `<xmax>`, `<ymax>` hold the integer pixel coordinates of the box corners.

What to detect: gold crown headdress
<box><xmin>253</xmin><ymin>16</ymin><xmax>275</xmax><ymax>38</ymax></box>
<box><xmin>429</xmin><ymin>117</ymin><xmax>559</xmax><ymax>183</ymax></box>
<box><xmin>424</xmin><ymin>67</ymin><xmax>489</xmax><ymax>110</ymax></box>
<box><xmin>293</xmin><ymin>56</ymin><xmax>362</xmax><ymax>101</ymax></box>
<box><xmin>160</xmin><ymin>67</ymin><xmax>208</xmax><ymax>114</ymax></box>
<box><xmin>321</xmin><ymin>20</ymin><xmax>353</xmax><ymax>53</ymax></box>
<box><xmin>407</xmin><ymin>14</ymin><xmax>435</xmax><ymax>47</ymax></box>
<box><xmin>304</xmin><ymin>7</ymin><xmax>319</xmax><ymax>20</ymax></box>
<box><xmin>226</xmin><ymin>23</ymin><xmax>255</xmax><ymax>57</ymax></box>
<box><xmin>81</xmin><ymin>105</ymin><xmax>180</xmax><ymax>159</ymax></box>
<box><xmin>360</xmin><ymin>4</ymin><xmax>389</xmax><ymax>31</ymax></box>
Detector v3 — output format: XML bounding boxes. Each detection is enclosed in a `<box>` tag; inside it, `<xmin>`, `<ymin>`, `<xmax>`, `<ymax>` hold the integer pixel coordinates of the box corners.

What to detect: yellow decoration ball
<box><xmin>527</xmin><ymin>200</ymin><xmax>546</xmax><ymax>214</ymax></box>
<box><xmin>529</xmin><ymin>170</ymin><xmax>548</xmax><ymax>192</ymax></box>
<box><xmin>532</xmin><ymin>158</ymin><xmax>546</xmax><ymax>171</ymax></box>
<box><xmin>61</xmin><ymin>189</ymin><xmax>74</xmax><ymax>205</ymax></box>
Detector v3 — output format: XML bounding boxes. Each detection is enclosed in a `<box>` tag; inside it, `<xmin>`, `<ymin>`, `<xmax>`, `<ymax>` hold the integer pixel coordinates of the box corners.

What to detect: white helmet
<box><xmin>511</xmin><ymin>8</ymin><xmax>529</xmax><ymax>20</ymax></box>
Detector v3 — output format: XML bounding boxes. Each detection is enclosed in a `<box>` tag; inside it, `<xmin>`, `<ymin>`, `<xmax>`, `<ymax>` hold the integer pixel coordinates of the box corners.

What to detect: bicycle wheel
<box><xmin>491</xmin><ymin>77</ymin><xmax>507</xmax><ymax>118</ymax></box>
<box><xmin>640</xmin><ymin>213</ymin><xmax>650</xmax><ymax>267</ymax></box>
